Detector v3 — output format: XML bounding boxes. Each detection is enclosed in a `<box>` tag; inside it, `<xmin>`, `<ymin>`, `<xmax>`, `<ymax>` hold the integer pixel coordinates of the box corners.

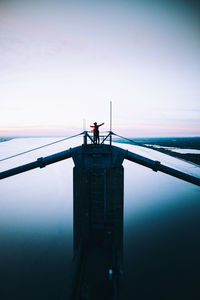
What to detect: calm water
<box><xmin>0</xmin><ymin>137</ymin><xmax>200</xmax><ymax>299</ymax></box>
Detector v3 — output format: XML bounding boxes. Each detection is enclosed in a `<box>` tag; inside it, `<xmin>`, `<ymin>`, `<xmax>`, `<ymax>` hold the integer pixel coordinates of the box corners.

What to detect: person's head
<box><xmin>94</xmin><ymin>122</ymin><xmax>97</xmax><ymax>125</ymax></box>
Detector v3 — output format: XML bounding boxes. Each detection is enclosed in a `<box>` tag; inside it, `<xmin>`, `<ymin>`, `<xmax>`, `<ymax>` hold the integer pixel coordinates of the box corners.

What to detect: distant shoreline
<box><xmin>144</xmin><ymin>147</ymin><xmax>200</xmax><ymax>166</ymax></box>
<box><xmin>115</xmin><ymin>137</ymin><xmax>200</xmax><ymax>166</ymax></box>
<box><xmin>0</xmin><ymin>137</ymin><xmax>13</xmax><ymax>143</ymax></box>
<box><xmin>1</xmin><ymin>136</ymin><xmax>200</xmax><ymax>166</ymax></box>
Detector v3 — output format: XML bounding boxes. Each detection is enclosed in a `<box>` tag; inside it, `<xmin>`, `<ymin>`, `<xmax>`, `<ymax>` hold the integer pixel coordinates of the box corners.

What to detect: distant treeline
<box><xmin>114</xmin><ymin>137</ymin><xmax>200</xmax><ymax>150</ymax></box>
<box><xmin>148</xmin><ymin>147</ymin><xmax>200</xmax><ymax>165</ymax></box>
<box><xmin>133</xmin><ymin>137</ymin><xmax>200</xmax><ymax>165</ymax></box>
<box><xmin>138</xmin><ymin>137</ymin><xmax>200</xmax><ymax>150</ymax></box>
<box><xmin>114</xmin><ymin>137</ymin><xmax>200</xmax><ymax>165</ymax></box>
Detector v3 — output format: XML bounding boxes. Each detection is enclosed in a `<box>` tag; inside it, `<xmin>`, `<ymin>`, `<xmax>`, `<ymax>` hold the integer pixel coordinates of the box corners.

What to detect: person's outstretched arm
<box><xmin>99</xmin><ymin>123</ymin><xmax>104</xmax><ymax>127</ymax></box>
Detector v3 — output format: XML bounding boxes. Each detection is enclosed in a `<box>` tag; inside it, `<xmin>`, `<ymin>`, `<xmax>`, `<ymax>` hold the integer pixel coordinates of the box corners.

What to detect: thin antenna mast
<box><xmin>83</xmin><ymin>118</ymin><xmax>87</xmax><ymax>145</ymax></box>
<box><xmin>110</xmin><ymin>101</ymin><xmax>112</xmax><ymax>145</ymax></box>
<box><xmin>83</xmin><ymin>118</ymin><xmax>86</xmax><ymax>131</ymax></box>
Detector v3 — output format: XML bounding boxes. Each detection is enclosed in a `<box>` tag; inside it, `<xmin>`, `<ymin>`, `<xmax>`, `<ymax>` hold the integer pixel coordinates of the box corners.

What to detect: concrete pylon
<box><xmin>71</xmin><ymin>144</ymin><xmax>125</xmax><ymax>300</ymax></box>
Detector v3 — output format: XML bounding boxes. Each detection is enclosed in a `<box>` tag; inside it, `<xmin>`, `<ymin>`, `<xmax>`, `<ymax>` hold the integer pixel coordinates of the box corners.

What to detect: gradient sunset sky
<box><xmin>0</xmin><ymin>0</ymin><xmax>199</xmax><ymax>136</ymax></box>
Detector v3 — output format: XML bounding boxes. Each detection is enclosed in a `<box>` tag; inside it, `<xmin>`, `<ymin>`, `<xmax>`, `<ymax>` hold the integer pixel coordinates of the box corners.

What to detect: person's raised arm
<box><xmin>99</xmin><ymin>123</ymin><xmax>104</xmax><ymax>127</ymax></box>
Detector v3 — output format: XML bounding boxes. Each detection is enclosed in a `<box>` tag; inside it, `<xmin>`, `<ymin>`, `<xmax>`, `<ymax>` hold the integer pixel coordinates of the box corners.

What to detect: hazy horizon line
<box><xmin>1</xmin><ymin>135</ymin><xmax>199</xmax><ymax>139</ymax></box>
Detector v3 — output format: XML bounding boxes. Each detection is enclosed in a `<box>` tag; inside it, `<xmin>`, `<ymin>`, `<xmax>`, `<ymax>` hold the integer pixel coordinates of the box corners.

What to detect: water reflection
<box><xmin>0</xmin><ymin>138</ymin><xmax>199</xmax><ymax>299</ymax></box>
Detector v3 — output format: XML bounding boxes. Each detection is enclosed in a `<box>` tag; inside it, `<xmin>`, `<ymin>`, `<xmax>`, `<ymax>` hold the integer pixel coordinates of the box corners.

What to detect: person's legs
<box><xmin>93</xmin><ymin>132</ymin><xmax>96</xmax><ymax>143</ymax></box>
<box><xmin>94</xmin><ymin>133</ymin><xmax>97</xmax><ymax>144</ymax></box>
<box><xmin>97</xmin><ymin>133</ymin><xmax>100</xmax><ymax>144</ymax></box>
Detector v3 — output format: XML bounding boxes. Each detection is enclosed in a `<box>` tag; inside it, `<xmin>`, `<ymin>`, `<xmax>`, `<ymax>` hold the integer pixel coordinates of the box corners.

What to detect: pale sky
<box><xmin>0</xmin><ymin>0</ymin><xmax>200</xmax><ymax>136</ymax></box>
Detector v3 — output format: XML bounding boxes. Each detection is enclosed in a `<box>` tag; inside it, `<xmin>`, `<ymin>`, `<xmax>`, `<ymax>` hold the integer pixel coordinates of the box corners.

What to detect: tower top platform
<box><xmin>72</xmin><ymin>144</ymin><xmax>125</xmax><ymax>169</ymax></box>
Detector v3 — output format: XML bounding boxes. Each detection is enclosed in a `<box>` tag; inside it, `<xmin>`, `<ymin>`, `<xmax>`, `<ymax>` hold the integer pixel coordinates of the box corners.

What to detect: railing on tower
<box><xmin>83</xmin><ymin>131</ymin><xmax>113</xmax><ymax>145</ymax></box>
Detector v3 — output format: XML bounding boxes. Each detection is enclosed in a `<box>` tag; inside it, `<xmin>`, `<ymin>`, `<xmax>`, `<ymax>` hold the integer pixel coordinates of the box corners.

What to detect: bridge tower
<box><xmin>1</xmin><ymin>131</ymin><xmax>199</xmax><ymax>300</ymax></box>
<box><xmin>71</xmin><ymin>143</ymin><xmax>125</xmax><ymax>300</ymax></box>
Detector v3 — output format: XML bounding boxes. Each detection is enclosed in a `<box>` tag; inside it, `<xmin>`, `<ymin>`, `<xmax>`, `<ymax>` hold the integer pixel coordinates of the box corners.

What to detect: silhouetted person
<box><xmin>90</xmin><ymin>122</ymin><xmax>104</xmax><ymax>144</ymax></box>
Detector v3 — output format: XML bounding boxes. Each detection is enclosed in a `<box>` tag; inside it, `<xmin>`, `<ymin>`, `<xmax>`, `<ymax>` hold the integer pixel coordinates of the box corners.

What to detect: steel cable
<box><xmin>0</xmin><ymin>132</ymin><xmax>84</xmax><ymax>162</ymax></box>
<box><xmin>112</xmin><ymin>132</ymin><xmax>154</xmax><ymax>150</ymax></box>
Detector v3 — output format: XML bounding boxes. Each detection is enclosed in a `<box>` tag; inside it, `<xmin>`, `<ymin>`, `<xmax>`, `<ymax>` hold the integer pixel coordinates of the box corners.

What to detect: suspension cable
<box><xmin>0</xmin><ymin>132</ymin><xmax>84</xmax><ymax>162</ymax></box>
<box><xmin>112</xmin><ymin>132</ymin><xmax>154</xmax><ymax>150</ymax></box>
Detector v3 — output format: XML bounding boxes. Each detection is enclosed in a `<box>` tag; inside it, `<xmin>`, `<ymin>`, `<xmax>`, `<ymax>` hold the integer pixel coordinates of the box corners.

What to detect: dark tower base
<box><xmin>71</xmin><ymin>144</ymin><xmax>124</xmax><ymax>300</ymax></box>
